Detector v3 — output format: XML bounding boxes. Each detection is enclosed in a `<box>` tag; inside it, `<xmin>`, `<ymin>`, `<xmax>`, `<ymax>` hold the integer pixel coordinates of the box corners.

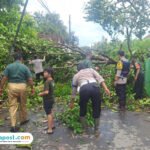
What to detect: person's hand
<box><xmin>38</xmin><ymin>92</ymin><xmax>43</xmax><ymax>97</ymax></box>
<box><xmin>134</xmin><ymin>76</ymin><xmax>137</xmax><ymax>81</ymax></box>
<box><xmin>69</xmin><ymin>101</ymin><xmax>74</xmax><ymax>109</ymax></box>
<box><xmin>69</xmin><ymin>97</ymin><xmax>75</xmax><ymax>109</ymax></box>
<box><xmin>105</xmin><ymin>88</ymin><xmax>111</xmax><ymax>96</ymax></box>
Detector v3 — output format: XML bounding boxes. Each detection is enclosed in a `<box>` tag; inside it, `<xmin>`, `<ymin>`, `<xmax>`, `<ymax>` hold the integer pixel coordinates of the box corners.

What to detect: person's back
<box><xmin>31</xmin><ymin>59</ymin><xmax>44</xmax><ymax>74</ymax></box>
<box><xmin>73</xmin><ymin>68</ymin><xmax>104</xmax><ymax>89</ymax></box>
<box><xmin>30</xmin><ymin>56</ymin><xmax>45</xmax><ymax>81</ymax></box>
<box><xmin>120</xmin><ymin>58</ymin><xmax>130</xmax><ymax>77</ymax></box>
<box><xmin>75</xmin><ymin>69</ymin><xmax>97</xmax><ymax>84</ymax></box>
<box><xmin>5</xmin><ymin>61</ymin><xmax>31</xmax><ymax>83</ymax></box>
<box><xmin>116</xmin><ymin>56</ymin><xmax>130</xmax><ymax>84</ymax></box>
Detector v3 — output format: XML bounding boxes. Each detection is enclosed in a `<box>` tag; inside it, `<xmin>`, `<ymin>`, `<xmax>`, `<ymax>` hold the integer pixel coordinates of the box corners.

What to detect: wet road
<box><xmin>0</xmin><ymin>109</ymin><xmax>150</xmax><ymax>150</ymax></box>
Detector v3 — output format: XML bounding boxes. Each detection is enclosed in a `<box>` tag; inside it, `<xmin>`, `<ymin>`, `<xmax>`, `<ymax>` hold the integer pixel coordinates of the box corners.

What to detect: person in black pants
<box><xmin>115</xmin><ymin>84</ymin><xmax>126</xmax><ymax>109</ymax></box>
<box><xmin>131</xmin><ymin>57</ymin><xmax>144</xmax><ymax>99</ymax></box>
<box><xmin>70</xmin><ymin>63</ymin><xmax>110</xmax><ymax>137</ymax></box>
<box><xmin>114</xmin><ymin>50</ymin><xmax>130</xmax><ymax>111</ymax></box>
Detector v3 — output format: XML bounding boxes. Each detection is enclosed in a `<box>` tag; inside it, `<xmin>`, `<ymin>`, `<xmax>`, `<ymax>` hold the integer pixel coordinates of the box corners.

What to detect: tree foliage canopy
<box><xmin>85</xmin><ymin>0</ymin><xmax>150</xmax><ymax>40</ymax></box>
<box><xmin>85</xmin><ymin>0</ymin><xmax>150</xmax><ymax>55</ymax></box>
<box><xmin>0</xmin><ymin>0</ymin><xmax>24</xmax><ymax>10</ymax></box>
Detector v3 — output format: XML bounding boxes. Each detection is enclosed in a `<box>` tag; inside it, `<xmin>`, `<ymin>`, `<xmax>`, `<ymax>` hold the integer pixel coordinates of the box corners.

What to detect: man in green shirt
<box><xmin>0</xmin><ymin>53</ymin><xmax>34</xmax><ymax>132</ymax></box>
<box><xmin>81</xmin><ymin>50</ymin><xmax>93</xmax><ymax>68</ymax></box>
<box><xmin>81</xmin><ymin>50</ymin><xmax>100</xmax><ymax>71</ymax></box>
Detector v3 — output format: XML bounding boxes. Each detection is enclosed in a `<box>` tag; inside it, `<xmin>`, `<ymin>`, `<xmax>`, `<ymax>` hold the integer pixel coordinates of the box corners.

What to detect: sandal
<box><xmin>47</xmin><ymin>130</ymin><xmax>54</xmax><ymax>134</ymax></box>
<box><xmin>44</xmin><ymin>126</ymin><xmax>56</xmax><ymax>130</ymax></box>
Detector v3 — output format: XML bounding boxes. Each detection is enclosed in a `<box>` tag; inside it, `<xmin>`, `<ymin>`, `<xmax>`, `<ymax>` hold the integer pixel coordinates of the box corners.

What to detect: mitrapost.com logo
<box><xmin>0</xmin><ymin>133</ymin><xmax>33</xmax><ymax>144</ymax></box>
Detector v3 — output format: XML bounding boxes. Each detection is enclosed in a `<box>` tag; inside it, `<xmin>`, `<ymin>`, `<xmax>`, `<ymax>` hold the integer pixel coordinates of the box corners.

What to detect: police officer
<box><xmin>114</xmin><ymin>50</ymin><xmax>130</xmax><ymax>111</ymax></box>
<box><xmin>131</xmin><ymin>57</ymin><xmax>144</xmax><ymax>99</ymax></box>
<box><xmin>70</xmin><ymin>63</ymin><xmax>110</xmax><ymax>137</ymax></box>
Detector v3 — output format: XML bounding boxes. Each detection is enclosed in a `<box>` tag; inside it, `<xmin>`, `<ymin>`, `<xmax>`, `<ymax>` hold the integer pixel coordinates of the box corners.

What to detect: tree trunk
<box><xmin>126</xmin><ymin>27</ymin><xmax>133</xmax><ymax>58</ymax></box>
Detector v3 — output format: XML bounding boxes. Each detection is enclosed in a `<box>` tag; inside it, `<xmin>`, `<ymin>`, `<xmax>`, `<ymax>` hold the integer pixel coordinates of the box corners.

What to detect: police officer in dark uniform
<box><xmin>70</xmin><ymin>63</ymin><xmax>110</xmax><ymax>137</ymax></box>
<box><xmin>131</xmin><ymin>57</ymin><xmax>144</xmax><ymax>99</ymax></box>
<box><xmin>114</xmin><ymin>50</ymin><xmax>130</xmax><ymax>111</ymax></box>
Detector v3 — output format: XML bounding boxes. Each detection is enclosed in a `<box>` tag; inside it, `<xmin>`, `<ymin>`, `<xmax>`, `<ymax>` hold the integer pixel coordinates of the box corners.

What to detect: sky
<box><xmin>26</xmin><ymin>0</ymin><xmax>110</xmax><ymax>46</ymax></box>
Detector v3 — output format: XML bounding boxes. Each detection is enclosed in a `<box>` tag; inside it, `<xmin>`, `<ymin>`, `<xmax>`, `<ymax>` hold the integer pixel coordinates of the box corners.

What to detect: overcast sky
<box><xmin>27</xmin><ymin>0</ymin><xmax>110</xmax><ymax>46</ymax></box>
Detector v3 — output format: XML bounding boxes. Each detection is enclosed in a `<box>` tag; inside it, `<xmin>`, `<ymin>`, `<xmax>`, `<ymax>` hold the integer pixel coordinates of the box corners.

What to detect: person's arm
<box><xmin>135</xmin><ymin>68</ymin><xmax>140</xmax><ymax>81</ymax></box>
<box><xmin>39</xmin><ymin>90</ymin><xmax>49</xmax><ymax>96</ymax></box>
<box><xmin>134</xmin><ymin>63</ymin><xmax>140</xmax><ymax>81</ymax></box>
<box><xmin>71</xmin><ymin>75</ymin><xmax>78</xmax><ymax>99</ymax></box>
<box><xmin>101</xmin><ymin>81</ymin><xmax>111</xmax><ymax>96</ymax></box>
<box><xmin>70</xmin><ymin>87</ymin><xmax>77</xmax><ymax>109</ymax></box>
<box><xmin>116</xmin><ymin>61</ymin><xmax>122</xmax><ymax>76</ymax></box>
<box><xmin>39</xmin><ymin>81</ymin><xmax>50</xmax><ymax>97</ymax></box>
<box><xmin>71</xmin><ymin>87</ymin><xmax>77</xmax><ymax>99</ymax></box>
<box><xmin>0</xmin><ymin>67</ymin><xmax>9</xmax><ymax>95</ymax></box>
<box><xmin>28</xmin><ymin>78</ymin><xmax>34</xmax><ymax>94</ymax></box>
<box><xmin>70</xmin><ymin>75</ymin><xmax>78</xmax><ymax>109</ymax></box>
<box><xmin>40</xmin><ymin>56</ymin><xmax>45</xmax><ymax>62</ymax></box>
<box><xmin>115</xmin><ymin>70</ymin><xmax>121</xmax><ymax>81</ymax></box>
<box><xmin>92</xmin><ymin>69</ymin><xmax>110</xmax><ymax>96</ymax></box>
<box><xmin>114</xmin><ymin>61</ymin><xmax>123</xmax><ymax>84</ymax></box>
<box><xmin>25</xmin><ymin>67</ymin><xmax>34</xmax><ymax>94</ymax></box>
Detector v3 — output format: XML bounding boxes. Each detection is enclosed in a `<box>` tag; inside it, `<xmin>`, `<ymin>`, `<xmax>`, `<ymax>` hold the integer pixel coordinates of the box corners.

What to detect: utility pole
<box><xmin>11</xmin><ymin>0</ymin><xmax>29</xmax><ymax>54</ymax></box>
<box><xmin>69</xmin><ymin>15</ymin><xmax>72</xmax><ymax>45</ymax></box>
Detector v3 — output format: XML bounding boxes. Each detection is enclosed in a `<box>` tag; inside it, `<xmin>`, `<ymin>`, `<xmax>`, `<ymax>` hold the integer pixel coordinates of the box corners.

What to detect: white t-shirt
<box><xmin>30</xmin><ymin>59</ymin><xmax>44</xmax><ymax>74</ymax></box>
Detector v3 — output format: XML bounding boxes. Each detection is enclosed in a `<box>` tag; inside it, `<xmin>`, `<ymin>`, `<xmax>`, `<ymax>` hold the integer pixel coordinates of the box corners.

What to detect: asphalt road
<box><xmin>0</xmin><ymin>108</ymin><xmax>150</xmax><ymax>150</ymax></box>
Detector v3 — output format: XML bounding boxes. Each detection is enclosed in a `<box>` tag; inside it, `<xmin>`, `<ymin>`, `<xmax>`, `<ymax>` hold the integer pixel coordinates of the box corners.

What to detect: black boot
<box><xmin>94</xmin><ymin>118</ymin><xmax>100</xmax><ymax>137</ymax></box>
<box><xmin>80</xmin><ymin>117</ymin><xmax>88</xmax><ymax>133</ymax></box>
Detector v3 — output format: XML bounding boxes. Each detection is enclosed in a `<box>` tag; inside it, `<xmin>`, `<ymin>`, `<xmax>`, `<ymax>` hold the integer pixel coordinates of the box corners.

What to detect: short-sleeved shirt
<box><xmin>43</xmin><ymin>80</ymin><xmax>55</xmax><ymax>101</ymax></box>
<box><xmin>3</xmin><ymin>61</ymin><xmax>32</xmax><ymax>83</ymax></box>
<box><xmin>116</xmin><ymin>57</ymin><xmax>129</xmax><ymax>84</ymax></box>
<box><xmin>72</xmin><ymin>68</ymin><xmax>104</xmax><ymax>88</ymax></box>
<box><xmin>30</xmin><ymin>59</ymin><xmax>44</xmax><ymax>74</ymax></box>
